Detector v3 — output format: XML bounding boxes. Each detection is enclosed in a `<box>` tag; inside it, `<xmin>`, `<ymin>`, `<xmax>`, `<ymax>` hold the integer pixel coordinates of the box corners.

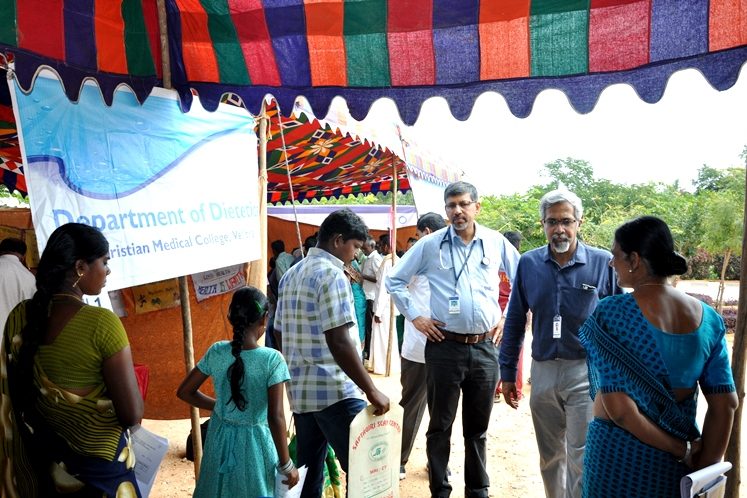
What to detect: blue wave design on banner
<box><xmin>15</xmin><ymin>75</ymin><xmax>254</xmax><ymax>200</ymax></box>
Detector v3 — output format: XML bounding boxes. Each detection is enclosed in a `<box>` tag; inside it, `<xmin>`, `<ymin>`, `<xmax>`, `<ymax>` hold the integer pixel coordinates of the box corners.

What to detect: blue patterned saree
<box><xmin>579</xmin><ymin>293</ymin><xmax>735</xmax><ymax>498</ymax></box>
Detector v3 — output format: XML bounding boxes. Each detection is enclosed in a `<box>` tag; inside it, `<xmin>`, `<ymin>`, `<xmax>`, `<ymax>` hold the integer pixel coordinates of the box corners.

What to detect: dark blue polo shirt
<box><xmin>499</xmin><ymin>242</ymin><xmax>621</xmax><ymax>382</ymax></box>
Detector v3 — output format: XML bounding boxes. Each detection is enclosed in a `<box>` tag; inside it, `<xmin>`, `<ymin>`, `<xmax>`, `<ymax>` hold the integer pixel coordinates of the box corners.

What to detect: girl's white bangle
<box><xmin>277</xmin><ymin>459</ymin><xmax>295</xmax><ymax>475</ymax></box>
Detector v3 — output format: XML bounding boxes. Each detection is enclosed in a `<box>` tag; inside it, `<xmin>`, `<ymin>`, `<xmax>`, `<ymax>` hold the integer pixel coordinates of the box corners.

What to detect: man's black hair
<box><xmin>416</xmin><ymin>212</ymin><xmax>447</xmax><ymax>232</ymax></box>
<box><xmin>444</xmin><ymin>181</ymin><xmax>478</xmax><ymax>202</ymax></box>
<box><xmin>318</xmin><ymin>209</ymin><xmax>369</xmax><ymax>243</ymax></box>
<box><xmin>271</xmin><ymin>239</ymin><xmax>285</xmax><ymax>254</ymax></box>
<box><xmin>0</xmin><ymin>237</ymin><xmax>27</xmax><ymax>255</ymax></box>
<box><xmin>503</xmin><ymin>231</ymin><xmax>522</xmax><ymax>251</ymax></box>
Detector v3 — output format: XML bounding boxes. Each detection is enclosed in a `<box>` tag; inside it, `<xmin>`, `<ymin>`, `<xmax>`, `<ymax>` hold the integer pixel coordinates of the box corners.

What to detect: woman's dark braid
<box><xmin>225</xmin><ymin>287</ymin><xmax>267</xmax><ymax>411</ymax></box>
<box><xmin>227</xmin><ymin>317</ymin><xmax>248</xmax><ymax>411</ymax></box>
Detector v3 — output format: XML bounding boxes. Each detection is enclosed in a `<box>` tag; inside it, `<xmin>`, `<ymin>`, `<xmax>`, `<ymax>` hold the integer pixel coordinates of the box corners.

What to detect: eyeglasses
<box><xmin>543</xmin><ymin>218</ymin><xmax>577</xmax><ymax>227</ymax></box>
<box><xmin>445</xmin><ymin>200</ymin><xmax>477</xmax><ymax>211</ymax></box>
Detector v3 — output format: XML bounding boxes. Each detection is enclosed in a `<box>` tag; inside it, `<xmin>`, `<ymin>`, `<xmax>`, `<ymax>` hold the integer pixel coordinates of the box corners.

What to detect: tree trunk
<box><xmin>717</xmin><ymin>249</ymin><xmax>731</xmax><ymax>314</ymax></box>
<box><xmin>724</xmin><ymin>170</ymin><xmax>746</xmax><ymax>497</ymax></box>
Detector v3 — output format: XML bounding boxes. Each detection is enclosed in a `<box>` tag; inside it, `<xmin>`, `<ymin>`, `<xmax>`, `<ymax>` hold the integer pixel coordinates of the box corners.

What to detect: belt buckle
<box><xmin>461</xmin><ymin>335</ymin><xmax>470</xmax><ymax>344</ymax></box>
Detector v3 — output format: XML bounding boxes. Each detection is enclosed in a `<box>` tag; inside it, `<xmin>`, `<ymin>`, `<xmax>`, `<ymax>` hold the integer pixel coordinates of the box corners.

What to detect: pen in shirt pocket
<box><xmin>581</xmin><ymin>283</ymin><xmax>596</xmax><ymax>291</ymax></box>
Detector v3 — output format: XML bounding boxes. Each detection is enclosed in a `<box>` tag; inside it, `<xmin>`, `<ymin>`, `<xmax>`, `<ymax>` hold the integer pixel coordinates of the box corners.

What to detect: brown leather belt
<box><xmin>439</xmin><ymin>329</ymin><xmax>490</xmax><ymax>344</ymax></box>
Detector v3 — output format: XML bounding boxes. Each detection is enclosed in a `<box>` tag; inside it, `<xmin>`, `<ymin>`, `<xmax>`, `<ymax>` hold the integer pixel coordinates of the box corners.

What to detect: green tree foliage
<box><xmin>0</xmin><ymin>185</ymin><xmax>29</xmax><ymax>205</ymax></box>
<box><xmin>695</xmin><ymin>167</ymin><xmax>745</xmax><ymax>311</ymax></box>
<box><xmin>316</xmin><ymin>157</ymin><xmax>744</xmax><ymax>286</ymax></box>
<box><xmin>475</xmin><ymin>158</ymin><xmax>742</xmax><ymax>274</ymax></box>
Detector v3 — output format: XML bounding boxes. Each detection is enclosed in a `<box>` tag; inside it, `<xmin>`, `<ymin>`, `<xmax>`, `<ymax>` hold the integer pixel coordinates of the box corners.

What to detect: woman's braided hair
<box><xmin>226</xmin><ymin>286</ymin><xmax>268</xmax><ymax>411</ymax></box>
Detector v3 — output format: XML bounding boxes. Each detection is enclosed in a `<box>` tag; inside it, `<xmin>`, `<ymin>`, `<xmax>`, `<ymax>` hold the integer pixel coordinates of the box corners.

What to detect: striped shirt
<box><xmin>275</xmin><ymin>247</ymin><xmax>364</xmax><ymax>413</ymax></box>
<box><xmin>39</xmin><ymin>305</ymin><xmax>129</xmax><ymax>388</ymax></box>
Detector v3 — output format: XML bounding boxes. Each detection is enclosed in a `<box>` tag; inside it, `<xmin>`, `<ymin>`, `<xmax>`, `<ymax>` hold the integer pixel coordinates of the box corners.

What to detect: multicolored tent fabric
<box><xmin>262</xmin><ymin>99</ymin><xmax>408</xmax><ymax>203</ymax></box>
<box><xmin>1</xmin><ymin>1</ymin><xmax>745</xmax><ymax>125</ymax></box>
<box><xmin>0</xmin><ymin>103</ymin><xmax>24</xmax><ymax>195</ymax></box>
<box><xmin>257</xmin><ymin>99</ymin><xmax>459</xmax><ymax>203</ymax></box>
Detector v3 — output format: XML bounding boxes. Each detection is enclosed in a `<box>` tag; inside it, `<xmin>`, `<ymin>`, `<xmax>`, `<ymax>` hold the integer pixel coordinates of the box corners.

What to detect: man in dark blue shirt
<box><xmin>499</xmin><ymin>189</ymin><xmax>620</xmax><ymax>498</ymax></box>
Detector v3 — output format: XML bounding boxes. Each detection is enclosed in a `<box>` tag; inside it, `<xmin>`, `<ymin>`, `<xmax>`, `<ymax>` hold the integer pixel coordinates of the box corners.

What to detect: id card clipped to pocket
<box><xmin>552</xmin><ymin>315</ymin><xmax>562</xmax><ymax>339</ymax></box>
<box><xmin>448</xmin><ymin>296</ymin><xmax>461</xmax><ymax>314</ymax></box>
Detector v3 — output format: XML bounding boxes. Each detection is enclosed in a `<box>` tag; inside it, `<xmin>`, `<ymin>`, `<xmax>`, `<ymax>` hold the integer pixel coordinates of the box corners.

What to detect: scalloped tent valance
<box><xmin>1</xmin><ymin>1</ymin><xmax>746</xmax><ymax>125</ymax></box>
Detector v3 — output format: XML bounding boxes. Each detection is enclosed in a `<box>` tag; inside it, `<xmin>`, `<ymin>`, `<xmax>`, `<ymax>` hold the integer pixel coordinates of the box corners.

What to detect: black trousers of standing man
<box><xmin>424</xmin><ymin>338</ymin><xmax>499</xmax><ymax>498</ymax></box>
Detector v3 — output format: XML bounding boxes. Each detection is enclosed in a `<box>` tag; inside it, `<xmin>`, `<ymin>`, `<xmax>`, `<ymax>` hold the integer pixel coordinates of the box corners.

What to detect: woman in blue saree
<box><xmin>579</xmin><ymin>216</ymin><xmax>737</xmax><ymax>497</ymax></box>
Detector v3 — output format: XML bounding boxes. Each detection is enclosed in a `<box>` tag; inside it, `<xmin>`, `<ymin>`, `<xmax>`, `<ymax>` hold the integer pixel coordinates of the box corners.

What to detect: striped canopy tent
<box><xmin>259</xmin><ymin>98</ymin><xmax>458</xmax><ymax>203</ymax></box>
<box><xmin>1</xmin><ymin>1</ymin><xmax>746</xmax><ymax>127</ymax></box>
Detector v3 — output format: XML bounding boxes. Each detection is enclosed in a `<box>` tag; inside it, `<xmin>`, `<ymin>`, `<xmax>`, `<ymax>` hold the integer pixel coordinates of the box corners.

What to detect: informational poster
<box><xmin>10</xmin><ymin>71</ymin><xmax>260</xmax><ymax>291</ymax></box>
<box><xmin>191</xmin><ymin>264</ymin><xmax>246</xmax><ymax>302</ymax></box>
<box><xmin>131</xmin><ymin>279</ymin><xmax>181</xmax><ymax>314</ymax></box>
<box><xmin>347</xmin><ymin>405</ymin><xmax>403</xmax><ymax>498</ymax></box>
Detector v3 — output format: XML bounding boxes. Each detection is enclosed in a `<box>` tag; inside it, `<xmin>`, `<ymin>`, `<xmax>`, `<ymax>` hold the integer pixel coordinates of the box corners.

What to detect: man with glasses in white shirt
<box><xmin>387</xmin><ymin>181</ymin><xmax>519</xmax><ymax>498</ymax></box>
<box><xmin>499</xmin><ymin>189</ymin><xmax>620</xmax><ymax>498</ymax></box>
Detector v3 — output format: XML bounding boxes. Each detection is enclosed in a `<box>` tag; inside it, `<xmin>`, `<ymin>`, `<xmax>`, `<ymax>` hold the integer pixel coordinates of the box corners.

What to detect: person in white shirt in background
<box><xmin>0</xmin><ymin>237</ymin><xmax>36</xmax><ymax>334</ymax></box>
<box><xmin>370</xmin><ymin>234</ymin><xmax>399</xmax><ymax>375</ymax></box>
<box><xmin>360</xmin><ymin>236</ymin><xmax>382</xmax><ymax>363</ymax></box>
<box><xmin>398</xmin><ymin>213</ymin><xmax>447</xmax><ymax>480</ymax></box>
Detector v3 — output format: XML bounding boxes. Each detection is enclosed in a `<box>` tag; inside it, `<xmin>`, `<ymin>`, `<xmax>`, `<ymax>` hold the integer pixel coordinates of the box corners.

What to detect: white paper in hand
<box><xmin>680</xmin><ymin>461</ymin><xmax>731</xmax><ymax>498</ymax></box>
<box><xmin>130</xmin><ymin>425</ymin><xmax>169</xmax><ymax>498</ymax></box>
<box><xmin>274</xmin><ymin>465</ymin><xmax>307</xmax><ymax>498</ymax></box>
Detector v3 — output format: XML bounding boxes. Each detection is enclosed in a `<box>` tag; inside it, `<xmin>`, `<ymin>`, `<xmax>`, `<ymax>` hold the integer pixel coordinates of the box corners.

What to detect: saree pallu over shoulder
<box><xmin>35</xmin><ymin>363</ymin><xmax>125</xmax><ymax>461</ymax></box>
<box><xmin>1</xmin><ymin>301</ymin><xmax>139</xmax><ymax>497</ymax></box>
<box><xmin>580</xmin><ymin>294</ymin><xmax>736</xmax><ymax>497</ymax></box>
<box><xmin>579</xmin><ymin>312</ymin><xmax>699</xmax><ymax>441</ymax></box>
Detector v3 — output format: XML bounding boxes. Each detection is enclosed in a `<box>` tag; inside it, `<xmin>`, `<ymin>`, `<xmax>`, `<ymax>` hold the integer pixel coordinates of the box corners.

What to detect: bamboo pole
<box><xmin>156</xmin><ymin>0</ymin><xmax>202</xmax><ymax>477</ymax></box>
<box><xmin>178</xmin><ymin>276</ymin><xmax>202</xmax><ymax>478</ymax></box>
<box><xmin>248</xmin><ymin>102</ymin><xmax>268</xmax><ymax>294</ymax></box>
<box><xmin>724</xmin><ymin>166</ymin><xmax>746</xmax><ymax>498</ymax></box>
<box><xmin>155</xmin><ymin>0</ymin><xmax>171</xmax><ymax>89</ymax></box>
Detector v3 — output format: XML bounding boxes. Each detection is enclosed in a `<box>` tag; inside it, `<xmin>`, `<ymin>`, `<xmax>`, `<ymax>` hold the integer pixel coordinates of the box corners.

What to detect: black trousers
<box><xmin>364</xmin><ymin>299</ymin><xmax>374</xmax><ymax>358</ymax></box>
<box><xmin>425</xmin><ymin>339</ymin><xmax>499</xmax><ymax>498</ymax></box>
<box><xmin>399</xmin><ymin>357</ymin><xmax>428</xmax><ymax>467</ymax></box>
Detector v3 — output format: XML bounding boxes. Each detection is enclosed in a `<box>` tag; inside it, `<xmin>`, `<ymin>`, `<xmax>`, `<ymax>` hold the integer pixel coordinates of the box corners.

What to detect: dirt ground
<box><xmin>144</xmin><ymin>280</ymin><xmax>744</xmax><ymax>497</ymax></box>
<box><xmin>143</xmin><ymin>370</ymin><xmax>545</xmax><ymax>498</ymax></box>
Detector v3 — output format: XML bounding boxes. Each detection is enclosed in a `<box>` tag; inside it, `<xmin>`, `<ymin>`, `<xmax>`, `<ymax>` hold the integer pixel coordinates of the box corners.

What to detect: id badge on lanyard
<box><xmin>552</xmin><ymin>315</ymin><xmax>562</xmax><ymax>339</ymax></box>
<box><xmin>448</xmin><ymin>296</ymin><xmax>461</xmax><ymax>314</ymax></box>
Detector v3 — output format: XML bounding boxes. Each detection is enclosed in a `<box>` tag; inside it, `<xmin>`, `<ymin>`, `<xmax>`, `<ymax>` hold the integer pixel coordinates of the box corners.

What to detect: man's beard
<box><xmin>551</xmin><ymin>237</ymin><xmax>571</xmax><ymax>253</ymax></box>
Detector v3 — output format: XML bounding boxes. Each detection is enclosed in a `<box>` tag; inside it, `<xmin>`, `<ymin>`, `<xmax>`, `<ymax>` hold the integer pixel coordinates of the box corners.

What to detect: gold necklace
<box><xmin>52</xmin><ymin>292</ymin><xmax>84</xmax><ymax>303</ymax></box>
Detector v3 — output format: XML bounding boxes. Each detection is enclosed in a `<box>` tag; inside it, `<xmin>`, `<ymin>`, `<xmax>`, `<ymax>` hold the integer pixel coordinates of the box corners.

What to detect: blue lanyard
<box><xmin>442</xmin><ymin>232</ymin><xmax>484</xmax><ymax>290</ymax></box>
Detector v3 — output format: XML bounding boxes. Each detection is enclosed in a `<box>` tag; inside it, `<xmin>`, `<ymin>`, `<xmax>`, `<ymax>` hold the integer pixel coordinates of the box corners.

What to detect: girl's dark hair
<box><xmin>614</xmin><ymin>216</ymin><xmax>688</xmax><ymax>277</ymax></box>
<box><xmin>226</xmin><ymin>286</ymin><xmax>268</xmax><ymax>411</ymax></box>
<box><xmin>15</xmin><ymin>223</ymin><xmax>109</xmax><ymax>412</ymax></box>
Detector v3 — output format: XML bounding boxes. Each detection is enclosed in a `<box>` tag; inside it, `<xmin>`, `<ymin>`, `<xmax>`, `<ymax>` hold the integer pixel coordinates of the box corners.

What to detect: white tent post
<box><xmin>156</xmin><ymin>0</ymin><xmax>202</xmax><ymax>478</ymax></box>
<box><xmin>385</xmin><ymin>157</ymin><xmax>398</xmax><ymax>377</ymax></box>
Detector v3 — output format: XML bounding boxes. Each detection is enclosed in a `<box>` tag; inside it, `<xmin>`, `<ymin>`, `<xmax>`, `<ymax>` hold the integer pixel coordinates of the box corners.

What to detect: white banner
<box><xmin>11</xmin><ymin>72</ymin><xmax>260</xmax><ymax>290</ymax></box>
